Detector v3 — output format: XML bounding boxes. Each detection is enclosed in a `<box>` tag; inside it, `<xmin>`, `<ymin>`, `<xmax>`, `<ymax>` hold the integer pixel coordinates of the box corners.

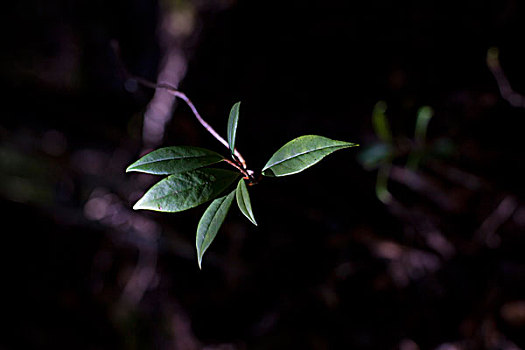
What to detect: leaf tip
<box><xmin>132</xmin><ymin>198</ymin><xmax>150</xmax><ymax>211</ymax></box>
<box><xmin>227</xmin><ymin>102</ymin><xmax>242</xmax><ymax>155</ymax></box>
<box><xmin>261</xmin><ymin>169</ymin><xmax>276</xmax><ymax>177</ymax></box>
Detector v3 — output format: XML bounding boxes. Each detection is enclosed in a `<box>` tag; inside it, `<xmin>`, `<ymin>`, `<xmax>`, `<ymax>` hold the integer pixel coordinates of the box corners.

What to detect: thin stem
<box><xmin>111</xmin><ymin>41</ymin><xmax>258</xmax><ymax>184</ymax></box>
<box><xmin>130</xmin><ymin>77</ymin><xmax>248</xmax><ymax>167</ymax></box>
<box><xmin>223</xmin><ymin>159</ymin><xmax>249</xmax><ymax>178</ymax></box>
<box><xmin>111</xmin><ymin>41</ymin><xmax>248</xmax><ymax>166</ymax></box>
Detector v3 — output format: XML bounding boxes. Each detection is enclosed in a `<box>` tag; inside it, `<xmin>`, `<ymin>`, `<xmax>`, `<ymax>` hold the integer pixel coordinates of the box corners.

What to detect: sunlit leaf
<box><xmin>227</xmin><ymin>102</ymin><xmax>241</xmax><ymax>156</ymax></box>
<box><xmin>196</xmin><ymin>189</ymin><xmax>236</xmax><ymax>269</ymax></box>
<box><xmin>126</xmin><ymin>146</ymin><xmax>224</xmax><ymax>175</ymax></box>
<box><xmin>262</xmin><ymin>135</ymin><xmax>358</xmax><ymax>177</ymax></box>
<box><xmin>236</xmin><ymin>179</ymin><xmax>257</xmax><ymax>226</ymax></box>
<box><xmin>133</xmin><ymin>168</ymin><xmax>239</xmax><ymax>212</ymax></box>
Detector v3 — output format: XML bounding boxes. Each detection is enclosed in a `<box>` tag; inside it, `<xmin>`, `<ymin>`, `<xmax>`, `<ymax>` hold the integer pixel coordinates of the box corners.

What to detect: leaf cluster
<box><xmin>128</xmin><ymin>102</ymin><xmax>358</xmax><ymax>267</ymax></box>
<box><xmin>357</xmin><ymin>101</ymin><xmax>456</xmax><ymax>203</ymax></box>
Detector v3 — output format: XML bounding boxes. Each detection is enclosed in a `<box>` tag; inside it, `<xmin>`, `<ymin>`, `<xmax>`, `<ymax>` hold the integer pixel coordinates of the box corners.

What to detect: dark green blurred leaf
<box><xmin>414</xmin><ymin>106</ymin><xmax>433</xmax><ymax>144</ymax></box>
<box><xmin>357</xmin><ymin>142</ymin><xmax>393</xmax><ymax>170</ymax></box>
<box><xmin>133</xmin><ymin>168</ymin><xmax>239</xmax><ymax>212</ymax></box>
<box><xmin>407</xmin><ymin>106</ymin><xmax>434</xmax><ymax>169</ymax></box>
<box><xmin>372</xmin><ymin>101</ymin><xmax>392</xmax><ymax>143</ymax></box>
<box><xmin>430</xmin><ymin>137</ymin><xmax>456</xmax><ymax>158</ymax></box>
<box><xmin>487</xmin><ymin>47</ymin><xmax>500</xmax><ymax>69</ymax></box>
<box><xmin>227</xmin><ymin>102</ymin><xmax>241</xmax><ymax>156</ymax></box>
<box><xmin>236</xmin><ymin>179</ymin><xmax>257</xmax><ymax>226</ymax></box>
<box><xmin>262</xmin><ymin>135</ymin><xmax>358</xmax><ymax>177</ymax></box>
<box><xmin>375</xmin><ymin>164</ymin><xmax>392</xmax><ymax>204</ymax></box>
<box><xmin>196</xmin><ymin>189</ymin><xmax>236</xmax><ymax>269</ymax></box>
<box><xmin>126</xmin><ymin>146</ymin><xmax>224</xmax><ymax>175</ymax></box>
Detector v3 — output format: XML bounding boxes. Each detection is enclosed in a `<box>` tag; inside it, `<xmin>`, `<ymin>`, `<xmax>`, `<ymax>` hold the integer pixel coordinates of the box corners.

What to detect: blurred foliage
<box><xmin>358</xmin><ymin>101</ymin><xmax>457</xmax><ymax>203</ymax></box>
<box><xmin>2</xmin><ymin>0</ymin><xmax>525</xmax><ymax>349</ymax></box>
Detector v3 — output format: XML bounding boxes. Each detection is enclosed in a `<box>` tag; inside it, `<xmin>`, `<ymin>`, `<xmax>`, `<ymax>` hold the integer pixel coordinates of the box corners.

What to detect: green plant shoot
<box><xmin>128</xmin><ymin>100</ymin><xmax>358</xmax><ymax>268</ymax></box>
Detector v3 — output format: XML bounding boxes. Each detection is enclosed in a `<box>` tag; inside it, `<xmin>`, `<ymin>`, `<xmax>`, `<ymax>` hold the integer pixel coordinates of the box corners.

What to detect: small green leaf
<box><xmin>414</xmin><ymin>106</ymin><xmax>433</xmax><ymax>144</ymax></box>
<box><xmin>133</xmin><ymin>168</ymin><xmax>239</xmax><ymax>212</ymax></box>
<box><xmin>375</xmin><ymin>164</ymin><xmax>392</xmax><ymax>204</ymax></box>
<box><xmin>236</xmin><ymin>179</ymin><xmax>257</xmax><ymax>226</ymax></box>
<box><xmin>487</xmin><ymin>47</ymin><xmax>500</xmax><ymax>69</ymax></box>
<box><xmin>227</xmin><ymin>102</ymin><xmax>241</xmax><ymax>155</ymax></box>
<box><xmin>126</xmin><ymin>146</ymin><xmax>223</xmax><ymax>175</ymax></box>
<box><xmin>196</xmin><ymin>189</ymin><xmax>236</xmax><ymax>269</ymax></box>
<box><xmin>406</xmin><ymin>106</ymin><xmax>434</xmax><ymax>170</ymax></box>
<box><xmin>372</xmin><ymin>101</ymin><xmax>392</xmax><ymax>143</ymax></box>
<box><xmin>262</xmin><ymin>135</ymin><xmax>358</xmax><ymax>177</ymax></box>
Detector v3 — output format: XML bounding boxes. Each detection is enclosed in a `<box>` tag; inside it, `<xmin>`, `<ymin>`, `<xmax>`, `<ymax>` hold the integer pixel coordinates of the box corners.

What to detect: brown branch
<box><xmin>223</xmin><ymin>158</ymin><xmax>249</xmax><ymax>178</ymax></box>
<box><xmin>133</xmin><ymin>77</ymin><xmax>248</xmax><ymax>167</ymax></box>
<box><xmin>111</xmin><ymin>40</ymin><xmax>248</xmax><ymax>168</ymax></box>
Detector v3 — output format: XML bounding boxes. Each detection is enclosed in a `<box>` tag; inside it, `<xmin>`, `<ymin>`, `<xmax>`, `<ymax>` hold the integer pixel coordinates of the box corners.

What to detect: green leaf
<box><xmin>372</xmin><ymin>101</ymin><xmax>392</xmax><ymax>143</ymax></box>
<box><xmin>133</xmin><ymin>168</ymin><xmax>239</xmax><ymax>212</ymax></box>
<box><xmin>236</xmin><ymin>179</ymin><xmax>257</xmax><ymax>226</ymax></box>
<box><xmin>375</xmin><ymin>164</ymin><xmax>392</xmax><ymax>204</ymax></box>
<box><xmin>262</xmin><ymin>135</ymin><xmax>358</xmax><ymax>177</ymax></box>
<box><xmin>414</xmin><ymin>106</ymin><xmax>433</xmax><ymax>144</ymax></box>
<box><xmin>430</xmin><ymin>137</ymin><xmax>456</xmax><ymax>158</ymax></box>
<box><xmin>487</xmin><ymin>47</ymin><xmax>500</xmax><ymax>69</ymax></box>
<box><xmin>406</xmin><ymin>106</ymin><xmax>434</xmax><ymax>170</ymax></box>
<box><xmin>126</xmin><ymin>146</ymin><xmax>224</xmax><ymax>175</ymax></box>
<box><xmin>357</xmin><ymin>142</ymin><xmax>393</xmax><ymax>170</ymax></box>
<box><xmin>196</xmin><ymin>189</ymin><xmax>236</xmax><ymax>269</ymax></box>
<box><xmin>227</xmin><ymin>102</ymin><xmax>241</xmax><ymax>155</ymax></box>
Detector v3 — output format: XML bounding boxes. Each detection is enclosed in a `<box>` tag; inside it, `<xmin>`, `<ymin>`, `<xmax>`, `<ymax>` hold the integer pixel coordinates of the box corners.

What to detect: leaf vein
<box><xmin>264</xmin><ymin>144</ymin><xmax>347</xmax><ymax>169</ymax></box>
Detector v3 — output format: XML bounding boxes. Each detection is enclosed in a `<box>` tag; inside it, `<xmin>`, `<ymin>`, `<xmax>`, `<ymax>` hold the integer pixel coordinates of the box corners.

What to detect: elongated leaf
<box><xmin>262</xmin><ymin>135</ymin><xmax>358</xmax><ymax>177</ymax></box>
<box><xmin>196</xmin><ymin>190</ymin><xmax>236</xmax><ymax>269</ymax></box>
<box><xmin>133</xmin><ymin>168</ymin><xmax>239</xmax><ymax>212</ymax></box>
<box><xmin>236</xmin><ymin>179</ymin><xmax>257</xmax><ymax>226</ymax></box>
<box><xmin>227</xmin><ymin>102</ymin><xmax>241</xmax><ymax>155</ymax></box>
<box><xmin>414</xmin><ymin>106</ymin><xmax>433</xmax><ymax>144</ymax></box>
<box><xmin>126</xmin><ymin>146</ymin><xmax>224</xmax><ymax>175</ymax></box>
<box><xmin>372</xmin><ymin>101</ymin><xmax>392</xmax><ymax>143</ymax></box>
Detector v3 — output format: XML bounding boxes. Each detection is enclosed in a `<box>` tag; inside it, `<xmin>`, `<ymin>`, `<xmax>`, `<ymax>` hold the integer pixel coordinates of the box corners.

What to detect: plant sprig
<box><xmin>127</xmin><ymin>80</ymin><xmax>358</xmax><ymax>268</ymax></box>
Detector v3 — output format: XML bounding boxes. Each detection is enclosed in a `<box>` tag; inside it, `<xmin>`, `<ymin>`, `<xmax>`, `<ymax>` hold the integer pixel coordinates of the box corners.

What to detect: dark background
<box><xmin>2</xmin><ymin>0</ymin><xmax>525</xmax><ymax>349</ymax></box>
